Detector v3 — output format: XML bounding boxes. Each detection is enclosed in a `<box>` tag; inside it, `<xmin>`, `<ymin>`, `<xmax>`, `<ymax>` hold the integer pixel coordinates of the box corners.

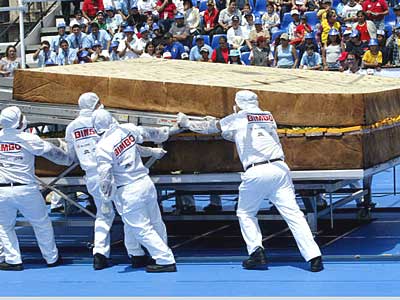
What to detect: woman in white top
<box><xmin>141</xmin><ymin>41</ymin><xmax>157</xmax><ymax>58</ymax></box>
<box><xmin>0</xmin><ymin>46</ymin><xmax>21</xmax><ymax>77</ymax></box>
<box><xmin>183</xmin><ymin>0</ymin><xmax>200</xmax><ymax>35</ymax></box>
<box><xmin>322</xmin><ymin>28</ymin><xmax>344</xmax><ymax>70</ymax></box>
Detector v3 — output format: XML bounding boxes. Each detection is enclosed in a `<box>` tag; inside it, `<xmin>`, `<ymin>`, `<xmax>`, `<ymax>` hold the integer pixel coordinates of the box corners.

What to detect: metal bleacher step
<box><xmin>40</xmin><ymin>26</ymin><xmax>71</xmax><ymax>37</ymax></box>
<box><xmin>26</xmin><ymin>44</ymin><xmax>41</xmax><ymax>54</ymax></box>
<box><xmin>0</xmin><ymin>77</ymin><xmax>13</xmax><ymax>101</ymax></box>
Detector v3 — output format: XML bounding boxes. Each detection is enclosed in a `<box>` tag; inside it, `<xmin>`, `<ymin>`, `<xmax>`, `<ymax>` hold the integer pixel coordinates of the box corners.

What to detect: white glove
<box><xmin>152</xmin><ymin>148</ymin><xmax>167</xmax><ymax>159</ymax></box>
<box><xmin>57</xmin><ymin>138</ymin><xmax>68</xmax><ymax>152</ymax></box>
<box><xmin>177</xmin><ymin>112</ymin><xmax>190</xmax><ymax>128</ymax></box>
<box><xmin>100</xmin><ymin>200</ymin><xmax>113</xmax><ymax>217</ymax></box>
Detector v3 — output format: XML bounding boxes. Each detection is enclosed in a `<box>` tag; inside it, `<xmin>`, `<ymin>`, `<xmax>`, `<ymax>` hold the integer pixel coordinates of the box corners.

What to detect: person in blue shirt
<box><xmin>33</xmin><ymin>41</ymin><xmax>57</xmax><ymax>67</ymax></box>
<box><xmin>57</xmin><ymin>39</ymin><xmax>78</xmax><ymax>65</ymax></box>
<box><xmin>67</xmin><ymin>24</ymin><xmax>90</xmax><ymax>52</ymax></box>
<box><xmin>300</xmin><ymin>45</ymin><xmax>322</xmax><ymax>70</ymax></box>
<box><xmin>109</xmin><ymin>41</ymin><xmax>121</xmax><ymax>61</ymax></box>
<box><xmin>50</xmin><ymin>23</ymin><xmax>68</xmax><ymax>53</ymax></box>
<box><xmin>163</xmin><ymin>32</ymin><xmax>185</xmax><ymax>59</ymax></box>
<box><xmin>189</xmin><ymin>36</ymin><xmax>213</xmax><ymax>61</ymax></box>
<box><xmin>86</xmin><ymin>22</ymin><xmax>111</xmax><ymax>53</ymax></box>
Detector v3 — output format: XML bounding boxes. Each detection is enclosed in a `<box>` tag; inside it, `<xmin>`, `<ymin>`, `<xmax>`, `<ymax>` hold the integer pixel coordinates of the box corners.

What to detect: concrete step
<box><xmin>26</xmin><ymin>44</ymin><xmax>41</xmax><ymax>54</ymax></box>
<box><xmin>0</xmin><ymin>77</ymin><xmax>14</xmax><ymax>88</ymax></box>
<box><xmin>41</xmin><ymin>26</ymin><xmax>71</xmax><ymax>37</ymax></box>
<box><xmin>0</xmin><ymin>88</ymin><xmax>12</xmax><ymax>101</ymax></box>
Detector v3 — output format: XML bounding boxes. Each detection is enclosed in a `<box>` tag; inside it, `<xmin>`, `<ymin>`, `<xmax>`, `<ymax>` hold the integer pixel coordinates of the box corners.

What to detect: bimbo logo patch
<box><xmin>114</xmin><ymin>134</ymin><xmax>136</xmax><ymax>157</ymax></box>
<box><xmin>0</xmin><ymin>143</ymin><xmax>22</xmax><ymax>152</ymax></box>
<box><xmin>247</xmin><ymin>113</ymin><xmax>274</xmax><ymax>123</ymax></box>
<box><xmin>73</xmin><ymin>127</ymin><xmax>97</xmax><ymax>140</ymax></box>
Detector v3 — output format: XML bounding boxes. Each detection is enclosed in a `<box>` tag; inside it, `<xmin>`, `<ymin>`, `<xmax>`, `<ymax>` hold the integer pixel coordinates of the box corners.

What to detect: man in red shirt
<box><xmin>203</xmin><ymin>0</ymin><xmax>220</xmax><ymax>36</ymax></box>
<box><xmin>156</xmin><ymin>0</ymin><xmax>177</xmax><ymax>32</ymax></box>
<box><xmin>362</xmin><ymin>0</ymin><xmax>388</xmax><ymax>30</ymax></box>
<box><xmin>82</xmin><ymin>0</ymin><xmax>104</xmax><ymax>20</ymax></box>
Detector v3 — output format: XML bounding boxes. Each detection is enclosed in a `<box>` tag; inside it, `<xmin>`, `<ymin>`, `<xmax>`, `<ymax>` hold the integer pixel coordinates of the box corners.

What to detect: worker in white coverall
<box><xmin>65</xmin><ymin>92</ymin><xmax>168</xmax><ymax>270</ymax></box>
<box><xmin>177</xmin><ymin>90</ymin><xmax>324</xmax><ymax>272</ymax></box>
<box><xmin>0</xmin><ymin>106</ymin><xmax>72</xmax><ymax>271</ymax></box>
<box><xmin>92</xmin><ymin>109</ymin><xmax>177</xmax><ymax>273</ymax></box>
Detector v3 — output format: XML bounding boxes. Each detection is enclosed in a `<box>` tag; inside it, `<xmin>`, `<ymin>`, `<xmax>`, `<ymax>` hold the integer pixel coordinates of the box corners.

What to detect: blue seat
<box><xmin>199</xmin><ymin>0</ymin><xmax>208</xmax><ymax>12</ymax></box>
<box><xmin>281</xmin><ymin>12</ymin><xmax>292</xmax><ymax>31</ymax></box>
<box><xmin>254</xmin><ymin>0</ymin><xmax>267</xmax><ymax>15</ymax></box>
<box><xmin>271</xmin><ymin>29</ymin><xmax>285</xmax><ymax>43</ymax></box>
<box><xmin>192</xmin><ymin>35</ymin><xmax>211</xmax><ymax>46</ymax></box>
<box><xmin>332</xmin><ymin>0</ymin><xmax>340</xmax><ymax>8</ymax></box>
<box><xmin>385</xmin><ymin>7</ymin><xmax>396</xmax><ymax>26</ymax></box>
<box><xmin>241</xmin><ymin>51</ymin><xmax>251</xmax><ymax>65</ymax></box>
<box><xmin>192</xmin><ymin>0</ymin><xmax>197</xmax><ymax>6</ymax></box>
<box><xmin>211</xmin><ymin>34</ymin><xmax>227</xmax><ymax>49</ymax></box>
<box><xmin>305</xmin><ymin>11</ymin><xmax>318</xmax><ymax>28</ymax></box>
<box><xmin>385</xmin><ymin>24</ymin><xmax>392</xmax><ymax>38</ymax></box>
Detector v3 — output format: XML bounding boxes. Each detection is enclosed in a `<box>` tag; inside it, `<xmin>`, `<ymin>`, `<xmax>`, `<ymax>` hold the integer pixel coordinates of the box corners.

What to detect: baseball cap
<box><xmin>290</xmin><ymin>9</ymin><xmax>299</xmax><ymax>15</ymax></box>
<box><xmin>200</xmin><ymin>46</ymin><xmax>209</xmax><ymax>53</ymax></box>
<box><xmin>232</xmin><ymin>15</ymin><xmax>240</xmax><ymax>21</ymax></box>
<box><xmin>57</xmin><ymin>22</ymin><xmax>66</xmax><ymax>29</ymax></box>
<box><xmin>163</xmin><ymin>51</ymin><xmax>172</xmax><ymax>59</ymax></box>
<box><xmin>110</xmin><ymin>41</ymin><xmax>119</xmax><ymax>48</ymax></box>
<box><xmin>96</xmin><ymin>10</ymin><xmax>104</xmax><ymax>16</ymax></box>
<box><xmin>338</xmin><ymin>51</ymin><xmax>348</xmax><ymax>62</ymax></box>
<box><xmin>256</xmin><ymin>36</ymin><xmax>267</xmax><ymax>43</ymax></box>
<box><xmin>350</xmin><ymin>29</ymin><xmax>360</xmax><ymax>38</ymax></box>
<box><xmin>229</xmin><ymin>49</ymin><xmax>240</xmax><ymax>56</ymax></box>
<box><xmin>245</xmin><ymin>12</ymin><xmax>253</xmax><ymax>18</ymax></box>
<box><xmin>343</xmin><ymin>28</ymin><xmax>352</xmax><ymax>35</ymax></box>
<box><xmin>376</xmin><ymin>29</ymin><xmax>385</xmax><ymax>36</ymax></box>
<box><xmin>92</xmin><ymin>40</ymin><xmax>102</xmax><ymax>48</ymax></box>
<box><xmin>254</xmin><ymin>17</ymin><xmax>262</xmax><ymax>25</ymax></box>
<box><xmin>181</xmin><ymin>52</ymin><xmax>189</xmax><ymax>59</ymax></box>
<box><xmin>79</xmin><ymin>50</ymin><xmax>89</xmax><ymax>58</ymax></box>
<box><xmin>175</xmin><ymin>12</ymin><xmax>184</xmax><ymax>19</ymax></box>
<box><xmin>130</xmin><ymin>4</ymin><xmax>138</xmax><ymax>9</ymax></box>
<box><xmin>328</xmin><ymin>28</ymin><xmax>339</xmax><ymax>36</ymax></box>
<box><xmin>195</xmin><ymin>35</ymin><xmax>204</xmax><ymax>41</ymax></box>
<box><xmin>121</xmin><ymin>21</ymin><xmax>129</xmax><ymax>27</ymax></box>
<box><xmin>280</xmin><ymin>33</ymin><xmax>289</xmax><ymax>40</ymax></box>
<box><xmin>207</xmin><ymin>0</ymin><xmax>214</xmax><ymax>5</ymax></box>
<box><xmin>123</xmin><ymin>26</ymin><xmax>135</xmax><ymax>33</ymax></box>
<box><xmin>140</xmin><ymin>26</ymin><xmax>149</xmax><ymax>33</ymax></box>
<box><xmin>105</xmin><ymin>5</ymin><xmax>114</xmax><ymax>11</ymax></box>
<box><xmin>152</xmin><ymin>23</ymin><xmax>160</xmax><ymax>30</ymax></box>
<box><xmin>394</xmin><ymin>4</ymin><xmax>400</xmax><ymax>10</ymax></box>
<box><xmin>368</xmin><ymin>38</ymin><xmax>378</xmax><ymax>46</ymax></box>
<box><xmin>305</xmin><ymin>32</ymin><xmax>314</xmax><ymax>39</ymax></box>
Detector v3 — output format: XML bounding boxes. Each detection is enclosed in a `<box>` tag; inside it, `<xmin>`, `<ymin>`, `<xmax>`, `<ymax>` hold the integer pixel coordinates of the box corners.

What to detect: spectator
<box><xmin>112</xmin><ymin>21</ymin><xmax>128</xmax><ymax>43</ymax></box>
<box><xmin>189</xmin><ymin>35</ymin><xmax>213</xmax><ymax>61</ymax></box>
<box><xmin>341</xmin><ymin>28</ymin><xmax>352</xmax><ymax>49</ymax></box>
<box><xmin>105</xmin><ymin>6</ymin><xmax>123</xmax><ymax>36</ymax></box>
<box><xmin>169</xmin><ymin>12</ymin><xmax>191</xmax><ymax>47</ymax></box>
<box><xmin>202</xmin><ymin>0</ymin><xmax>220</xmax><ymax>36</ymax></box>
<box><xmin>250</xmin><ymin>36</ymin><xmax>271</xmax><ymax>66</ymax></box>
<box><xmin>287</xmin><ymin>9</ymin><xmax>301</xmax><ymax>40</ymax></box>
<box><xmin>155</xmin><ymin>44</ymin><xmax>164</xmax><ymax>57</ymax></box>
<box><xmin>82</xmin><ymin>0</ymin><xmax>105</xmax><ymax>20</ymax></box>
<box><xmin>70</xmin><ymin>9</ymin><xmax>89</xmax><ymax>29</ymax></box>
<box><xmin>362</xmin><ymin>0</ymin><xmax>388</xmax><ymax>30</ymax></box>
<box><xmin>137</xmin><ymin>0</ymin><xmax>157</xmax><ymax>14</ymax></box>
<box><xmin>300</xmin><ymin>44</ymin><xmax>322</xmax><ymax>69</ymax></box>
<box><xmin>322</xmin><ymin>28</ymin><xmax>343</xmax><ymax>70</ymax></box>
<box><xmin>78</xmin><ymin>50</ymin><xmax>92</xmax><ymax>63</ymax></box>
<box><xmin>352</xmin><ymin>10</ymin><xmax>377</xmax><ymax>43</ymax></box>
<box><xmin>136</xmin><ymin>26</ymin><xmax>152</xmax><ymax>51</ymax></box>
<box><xmin>109</xmin><ymin>41</ymin><xmax>121</xmax><ymax>60</ymax></box>
<box><xmin>241</xmin><ymin>13</ymin><xmax>256</xmax><ymax>51</ymax></box>
<box><xmin>183</xmin><ymin>0</ymin><xmax>200</xmax><ymax>35</ymax></box>
<box><xmin>62</xmin><ymin>0</ymin><xmax>81</xmax><ymax>25</ymax></box>
<box><xmin>346</xmin><ymin>29</ymin><xmax>367</xmax><ymax>57</ymax></box>
<box><xmin>228</xmin><ymin>49</ymin><xmax>244</xmax><ymax>64</ymax></box>
<box><xmin>0</xmin><ymin>46</ymin><xmax>20</xmax><ymax>77</ymax></box>
<box><xmin>67</xmin><ymin>24</ymin><xmax>90</xmax><ymax>51</ymax></box>
<box><xmin>292</xmin><ymin>0</ymin><xmax>308</xmax><ymax>13</ymax></box>
<box><xmin>151</xmin><ymin>24</ymin><xmax>165</xmax><ymax>47</ymax></box>
<box><xmin>344</xmin><ymin>51</ymin><xmax>363</xmax><ymax>73</ymax></box>
<box><xmin>249</xmin><ymin>17</ymin><xmax>271</xmax><ymax>44</ymax></box>
<box><xmin>290</xmin><ymin>14</ymin><xmax>312</xmax><ymax>46</ymax></box>
<box><xmin>156</xmin><ymin>0</ymin><xmax>177</xmax><ymax>32</ymax></box>
<box><xmin>386</xmin><ymin>24</ymin><xmax>400</xmax><ymax>65</ymax></box>
<box><xmin>317</xmin><ymin>0</ymin><xmax>331</xmax><ymax>21</ymax></box>
<box><xmin>394</xmin><ymin>5</ymin><xmax>400</xmax><ymax>24</ymax></box>
<box><xmin>306</xmin><ymin>0</ymin><xmax>319</xmax><ymax>11</ymax></box>
<box><xmin>227</xmin><ymin>15</ymin><xmax>246</xmax><ymax>50</ymax></box>
<box><xmin>218</xmin><ymin>0</ymin><xmax>242</xmax><ymax>33</ymax></box>
<box><xmin>33</xmin><ymin>41</ymin><xmax>57</xmax><ymax>67</ymax></box>
<box><xmin>163</xmin><ymin>32</ymin><xmax>186</xmax><ymax>58</ymax></box>
<box><xmin>118</xmin><ymin>26</ymin><xmax>142</xmax><ymax>59</ymax></box>
<box><xmin>146</xmin><ymin>15</ymin><xmax>156</xmax><ymax>32</ymax></box>
<box><xmin>94</xmin><ymin>10</ymin><xmax>108</xmax><ymax>31</ymax></box>
<box><xmin>281</xmin><ymin>0</ymin><xmax>293</xmax><ymax>16</ymax></box>
<box><xmin>321</xmin><ymin>9</ymin><xmax>341</xmax><ymax>46</ymax></box>
<box><xmin>51</xmin><ymin>23</ymin><xmax>68</xmax><ymax>53</ymax></box>
<box><xmin>126</xmin><ymin>6</ymin><xmax>146</xmax><ymax>29</ymax></box>
<box><xmin>240</xmin><ymin>3</ymin><xmax>252</xmax><ymax>26</ymax></box>
<box><xmin>211</xmin><ymin>35</ymin><xmax>229</xmax><ymax>63</ymax></box>
<box><xmin>86</xmin><ymin>22</ymin><xmax>111</xmax><ymax>52</ymax></box>
<box><xmin>274</xmin><ymin>32</ymin><xmax>298</xmax><ymax>67</ymax></box>
<box><xmin>376</xmin><ymin>29</ymin><xmax>390</xmax><ymax>65</ymax></box>
<box><xmin>298</xmin><ymin>31</ymin><xmax>319</xmax><ymax>57</ymax></box>
<box><xmin>57</xmin><ymin>40</ymin><xmax>78</xmax><ymax>65</ymax></box>
<box><xmin>262</xmin><ymin>4</ymin><xmax>281</xmax><ymax>34</ymax></box>
<box><xmin>199</xmin><ymin>46</ymin><xmax>212</xmax><ymax>61</ymax></box>
<box><xmin>362</xmin><ymin>38</ymin><xmax>382</xmax><ymax>69</ymax></box>
<box><xmin>91</xmin><ymin>41</ymin><xmax>110</xmax><ymax>61</ymax></box>
<box><xmin>141</xmin><ymin>41</ymin><xmax>157</xmax><ymax>57</ymax></box>
<box><xmin>114</xmin><ymin>0</ymin><xmax>129</xmax><ymax>18</ymax></box>
<box><xmin>341</xmin><ymin>0</ymin><xmax>362</xmax><ymax>28</ymax></box>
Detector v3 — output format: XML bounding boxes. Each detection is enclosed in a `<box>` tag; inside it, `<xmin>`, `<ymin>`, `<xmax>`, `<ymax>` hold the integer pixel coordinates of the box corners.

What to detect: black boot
<box><xmin>242</xmin><ymin>247</ymin><xmax>268</xmax><ymax>270</ymax></box>
<box><xmin>309</xmin><ymin>256</ymin><xmax>324</xmax><ymax>272</ymax></box>
<box><xmin>93</xmin><ymin>253</ymin><xmax>109</xmax><ymax>270</ymax></box>
<box><xmin>131</xmin><ymin>255</ymin><xmax>155</xmax><ymax>268</ymax></box>
<box><xmin>146</xmin><ymin>263</ymin><xmax>177</xmax><ymax>273</ymax></box>
<box><xmin>47</xmin><ymin>255</ymin><xmax>63</xmax><ymax>268</ymax></box>
<box><xmin>0</xmin><ymin>262</ymin><xmax>24</xmax><ymax>271</ymax></box>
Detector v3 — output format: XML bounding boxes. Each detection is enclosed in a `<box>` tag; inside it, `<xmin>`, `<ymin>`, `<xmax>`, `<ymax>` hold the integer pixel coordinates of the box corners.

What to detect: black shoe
<box><xmin>309</xmin><ymin>256</ymin><xmax>324</xmax><ymax>272</ymax></box>
<box><xmin>146</xmin><ymin>263</ymin><xmax>177</xmax><ymax>273</ymax></box>
<box><xmin>203</xmin><ymin>204</ymin><xmax>222</xmax><ymax>214</ymax></box>
<box><xmin>0</xmin><ymin>262</ymin><xmax>24</xmax><ymax>271</ymax></box>
<box><xmin>47</xmin><ymin>256</ymin><xmax>63</xmax><ymax>268</ymax></box>
<box><xmin>93</xmin><ymin>253</ymin><xmax>109</xmax><ymax>270</ymax></box>
<box><xmin>242</xmin><ymin>247</ymin><xmax>268</xmax><ymax>270</ymax></box>
<box><xmin>131</xmin><ymin>255</ymin><xmax>156</xmax><ymax>268</ymax></box>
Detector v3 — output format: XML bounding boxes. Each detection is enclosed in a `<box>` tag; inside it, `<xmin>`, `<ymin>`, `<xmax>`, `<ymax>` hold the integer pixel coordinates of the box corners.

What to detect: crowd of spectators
<box><xmin>1</xmin><ymin>0</ymin><xmax>400</xmax><ymax>76</ymax></box>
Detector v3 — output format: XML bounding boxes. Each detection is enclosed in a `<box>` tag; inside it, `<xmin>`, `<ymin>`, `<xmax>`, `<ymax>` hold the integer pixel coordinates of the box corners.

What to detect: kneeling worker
<box><xmin>177</xmin><ymin>90</ymin><xmax>323</xmax><ymax>272</ymax></box>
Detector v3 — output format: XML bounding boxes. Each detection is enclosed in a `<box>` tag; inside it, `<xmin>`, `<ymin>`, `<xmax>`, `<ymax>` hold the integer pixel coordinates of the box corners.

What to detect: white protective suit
<box><xmin>178</xmin><ymin>91</ymin><xmax>322</xmax><ymax>262</ymax></box>
<box><xmin>0</xmin><ymin>106</ymin><xmax>72</xmax><ymax>265</ymax></box>
<box><xmin>93</xmin><ymin>109</ymin><xmax>175</xmax><ymax>265</ymax></box>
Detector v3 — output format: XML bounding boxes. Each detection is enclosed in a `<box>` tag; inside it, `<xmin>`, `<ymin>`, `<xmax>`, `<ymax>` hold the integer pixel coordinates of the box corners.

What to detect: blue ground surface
<box><xmin>2</xmin><ymin>167</ymin><xmax>400</xmax><ymax>297</ymax></box>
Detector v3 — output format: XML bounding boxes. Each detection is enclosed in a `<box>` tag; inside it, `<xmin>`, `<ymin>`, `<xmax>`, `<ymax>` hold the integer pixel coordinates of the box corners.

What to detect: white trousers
<box><xmin>236</xmin><ymin>161</ymin><xmax>321</xmax><ymax>262</ymax></box>
<box><xmin>115</xmin><ymin>175</ymin><xmax>175</xmax><ymax>265</ymax></box>
<box><xmin>0</xmin><ymin>184</ymin><xmax>58</xmax><ymax>264</ymax></box>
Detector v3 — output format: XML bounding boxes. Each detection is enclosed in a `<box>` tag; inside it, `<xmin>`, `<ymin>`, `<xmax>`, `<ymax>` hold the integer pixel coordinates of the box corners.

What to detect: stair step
<box><xmin>0</xmin><ymin>77</ymin><xmax>14</xmax><ymax>88</ymax></box>
<box><xmin>26</xmin><ymin>44</ymin><xmax>41</xmax><ymax>54</ymax></box>
<box><xmin>0</xmin><ymin>89</ymin><xmax>12</xmax><ymax>101</ymax></box>
<box><xmin>41</xmin><ymin>26</ymin><xmax>71</xmax><ymax>36</ymax></box>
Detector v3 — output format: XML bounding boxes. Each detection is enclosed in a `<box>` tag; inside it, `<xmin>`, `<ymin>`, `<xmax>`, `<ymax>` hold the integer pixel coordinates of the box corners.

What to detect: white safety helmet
<box><xmin>92</xmin><ymin>108</ymin><xmax>114</xmax><ymax>135</ymax></box>
<box><xmin>0</xmin><ymin>106</ymin><xmax>23</xmax><ymax>129</ymax></box>
<box><xmin>234</xmin><ymin>90</ymin><xmax>259</xmax><ymax>110</ymax></box>
<box><xmin>78</xmin><ymin>92</ymin><xmax>102</xmax><ymax>111</ymax></box>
